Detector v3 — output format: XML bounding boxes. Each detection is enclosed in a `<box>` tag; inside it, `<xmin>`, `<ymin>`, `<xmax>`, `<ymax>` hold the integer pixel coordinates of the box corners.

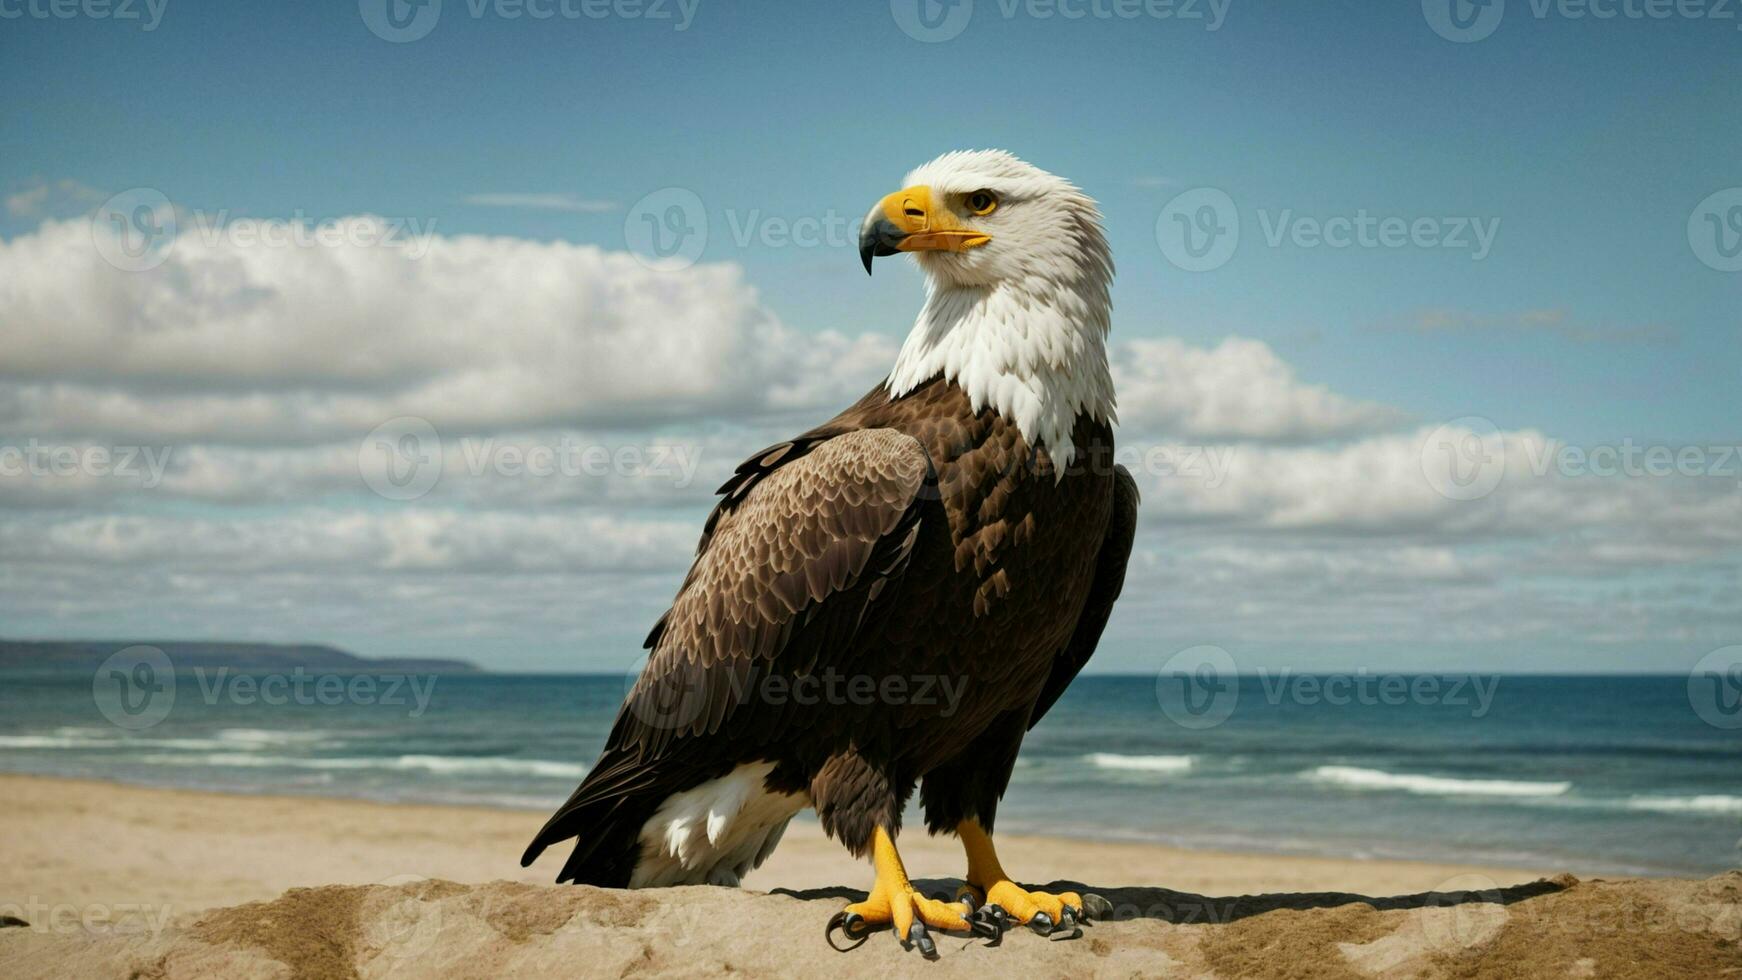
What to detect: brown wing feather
<box><xmin>523</xmin><ymin>427</ymin><xmax>936</xmax><ymax>877</ymax></box>
<box><xmin>618</xmin><ymin>428</ymin><xmax>934</xmax><ymax>755</ymax></box>
<box><xmin>1027</xmin><ymin>464</ymin><xmax>1139</xmax><ymax>728</ymax></box>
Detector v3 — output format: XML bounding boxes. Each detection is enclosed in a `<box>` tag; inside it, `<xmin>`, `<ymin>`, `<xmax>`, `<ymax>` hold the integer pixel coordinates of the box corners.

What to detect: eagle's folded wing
<box><xmin>617</xmin><ymin>426</ymin><xmax>935</xmax><ymax>760</ymax></box>
<box><xmin>1028</xmin><ymin>464</ymin><xmax>1138</xmax><ymax>729</ymax></box>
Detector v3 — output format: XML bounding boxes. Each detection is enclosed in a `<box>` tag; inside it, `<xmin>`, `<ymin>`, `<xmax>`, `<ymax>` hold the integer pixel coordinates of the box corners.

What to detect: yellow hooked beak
<box><xmin>859</xmin><ymin>185</ymin><xmax>991</xmax><ymax>274</ymax></box>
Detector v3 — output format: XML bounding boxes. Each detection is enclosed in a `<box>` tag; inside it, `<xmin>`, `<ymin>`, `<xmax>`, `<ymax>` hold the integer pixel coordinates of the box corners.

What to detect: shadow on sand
<box><xmin>774</xmin><ymin>875</ymin><xmax>1571</xmax><ymax>926</ymax></box>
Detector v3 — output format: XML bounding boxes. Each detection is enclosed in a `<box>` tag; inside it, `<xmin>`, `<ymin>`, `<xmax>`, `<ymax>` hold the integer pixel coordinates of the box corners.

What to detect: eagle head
<box><xmin>858</xmin><ymin>149</ymin><xmax>1110</xmax><ymax>292</ymax></box>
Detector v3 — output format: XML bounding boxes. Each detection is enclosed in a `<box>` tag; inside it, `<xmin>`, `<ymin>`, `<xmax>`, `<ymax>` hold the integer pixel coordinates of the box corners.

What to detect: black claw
<box><xmin>1083</xmin><ymin>893</ymin><xmax>1114</xmax><ymax>921</ymax></box>
<box><xmin>1048</xmin><ymin>908</ymin><xmax>1083</xmax><ymax>940</ymax></box>
<box><xmin>825</xmin><ymin>911</ymin><xmax>872</xmax><ymax>953</ymax></box>
<box><xmin>904</xmin><ymin>921</ymin><xmax>938</xmax><ymax>959</ymax></box>
<box><xmin>968</xmin><ymin>903</ymin><xmax>1007</xmax><ymax>946</ymax></box>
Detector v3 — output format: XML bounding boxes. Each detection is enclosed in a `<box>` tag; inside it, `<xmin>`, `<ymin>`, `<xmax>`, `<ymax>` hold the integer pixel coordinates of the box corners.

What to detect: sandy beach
<box><xmin>2</xmin><ymin>774</ymin><xmax>1737</xmax><ymax>977</ymax></box>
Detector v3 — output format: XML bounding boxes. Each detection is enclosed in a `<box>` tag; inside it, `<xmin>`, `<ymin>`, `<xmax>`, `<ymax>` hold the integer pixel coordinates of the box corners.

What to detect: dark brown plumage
<box><xmin>522</xmin><ymin>373</ymin><xmax>1137</xmax><ymax>887</ymax></box>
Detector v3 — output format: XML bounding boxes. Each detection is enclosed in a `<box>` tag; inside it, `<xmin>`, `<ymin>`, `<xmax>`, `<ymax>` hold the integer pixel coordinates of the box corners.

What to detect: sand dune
<box><xmin>2</xmin><ymin>776</ymin><xmax>1737</xmax><ymax>978</ymax></box>
<box><xmin>5</xmin><ymin>872</ymin><xmax>1739</xmax><ymax>979</ymax></box>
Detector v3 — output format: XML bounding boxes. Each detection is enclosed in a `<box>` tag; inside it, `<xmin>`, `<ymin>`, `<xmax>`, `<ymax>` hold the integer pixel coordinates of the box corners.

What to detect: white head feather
<box><xmin>882</xmin><ymin>150</ymin><xmax>1116</xmax><ymax>468</ymax></box>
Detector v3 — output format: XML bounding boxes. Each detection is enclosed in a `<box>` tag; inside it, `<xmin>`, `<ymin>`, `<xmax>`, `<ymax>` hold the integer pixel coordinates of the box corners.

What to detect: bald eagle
<box><xmin>524</xmin><ymin>150</ymin><xmax>1137</xmax><ymax>956</ymax></box>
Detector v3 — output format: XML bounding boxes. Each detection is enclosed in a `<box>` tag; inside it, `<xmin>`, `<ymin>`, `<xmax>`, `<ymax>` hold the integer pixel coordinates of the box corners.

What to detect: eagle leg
<box><xmin>827</xmin><ymin>827</ymin><xmax>976</xmax><ymax>957</ymax></box>
<box><xmin>955</xmin><ymin>818</ymin><xmax>1086</xmax><ymax>939</ymax></box>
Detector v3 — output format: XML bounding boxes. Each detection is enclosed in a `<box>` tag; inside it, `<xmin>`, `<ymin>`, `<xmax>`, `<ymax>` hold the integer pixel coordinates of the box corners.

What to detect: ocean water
<box><xmin>1</xmin><ymin>671</ymin><xmax>1737</xmax><ymax>877</ymax></box>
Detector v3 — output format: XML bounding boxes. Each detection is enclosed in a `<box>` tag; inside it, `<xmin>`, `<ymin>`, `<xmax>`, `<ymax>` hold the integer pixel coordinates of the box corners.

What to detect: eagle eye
<box><xmin>966</xmin><ymin>190</ymin><xmax>998</xmax><ymax>216</ymax></box>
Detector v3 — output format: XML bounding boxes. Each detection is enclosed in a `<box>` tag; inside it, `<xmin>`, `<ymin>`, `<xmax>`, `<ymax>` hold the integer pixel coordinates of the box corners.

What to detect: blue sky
<box><xmin>5</xmin><ymin>1</ymin><xmax>1737</xmax><ymax>440</ymax></box>
<box><xmin>1</xmin><ymin>0</ymin><xmax>1738</xmax><ymax>671</ymax></box>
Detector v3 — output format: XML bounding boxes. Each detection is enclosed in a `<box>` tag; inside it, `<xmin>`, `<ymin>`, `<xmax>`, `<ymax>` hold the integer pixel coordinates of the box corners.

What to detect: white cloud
<box><xmin>1</xmin><ymin>209</ymin><xmax>1735</xmax><ymax>668</ymax></box>
<box><xmin>3</xmin><ymin>509</ymin><xmax>696</xmax><ymax>575</ymax></box>
<box><xmin>4</xmin><ymin>178</ymin><xmax>104</xmax><ymax>219</ymax></box>
<box><xmin>1114</xmin><ymin>337</ymin><xmax>1407</xmax><ymax>443</ymax></box>
<box><xmin>0</xmin><ymin>216</ymin><xmax>895</xmax><ymax>442</ymax></box>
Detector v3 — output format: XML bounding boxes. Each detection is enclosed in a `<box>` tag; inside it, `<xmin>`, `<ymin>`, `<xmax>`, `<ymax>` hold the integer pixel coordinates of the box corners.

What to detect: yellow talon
<box><xmin>831</xmin><ymin>827</ymin><xmax>972</xmax><ymax>956</ymax></box>
<box><xmin>958</xmin><ymin>818</ymin><xmax>1084</xmax><ymax>930</ymax></box>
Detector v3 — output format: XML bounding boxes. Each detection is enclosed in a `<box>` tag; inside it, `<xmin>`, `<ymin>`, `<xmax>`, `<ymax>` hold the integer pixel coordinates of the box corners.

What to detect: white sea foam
<box><xmin>1085</xmin><ymin>753</ymin><xmax>1195</xmax><ymax>773</ymax></box>
<box><xmin>1624</xmin><ymin>794</ymin><xmax>1742</xmax><ymax>815</ymax></box>
<box><xmin>1</xmin><ymin>728</ymin><xmax>335</xmax><ymax>751</ymax></box>
<box><xmin>134</xmin><ymin>752</ymin><xmax>587</xmax><ymax>779</ymax></box>
<box><xmin>1309</xmin><ymin>765</ymin><xmax>1571</xmax><ymax>798</ymax></box>
<box><xmin>0</xmin><ymin>734</ymin><xmax>122</xmax><ymax>749</ymax></box>
<box><xmin>215</xmin><ymin>728</ymin><xmax>332</xmax><ymax>745</ymax></box>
